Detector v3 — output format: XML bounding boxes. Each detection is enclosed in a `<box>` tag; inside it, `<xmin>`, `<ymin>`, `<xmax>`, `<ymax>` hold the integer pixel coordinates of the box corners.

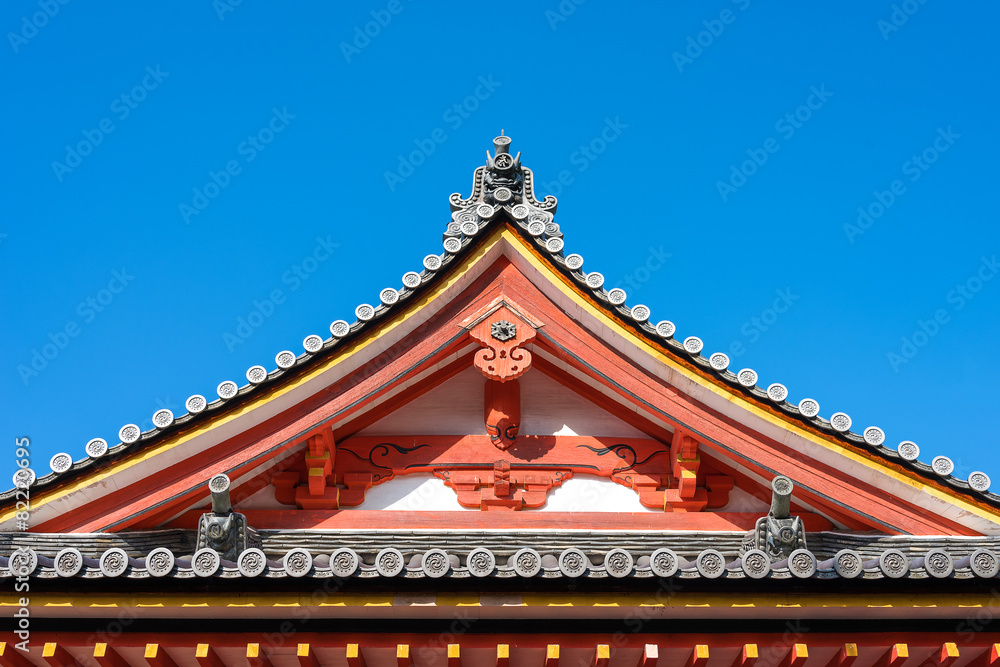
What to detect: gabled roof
<box><xmin>2</xmin><ymin>134</ymin><xmax>998</xmax><ymax>536</ymax></box>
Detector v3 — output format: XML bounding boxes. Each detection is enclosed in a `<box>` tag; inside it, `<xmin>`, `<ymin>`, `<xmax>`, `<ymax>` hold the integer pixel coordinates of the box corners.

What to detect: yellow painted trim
<box><xmin>436</xmin><ymin>593</ymin><xmax>481</xmax><ymax>607</ymax></box>
<box><xmin>0</xmin><ymin>591</ymin><xmax>994</xmax><ymax>610</ymax></box>
<box><xmin>7</xmin><ymin>226</ymin><xmax>997</xmax><ymax>528</ymax></box>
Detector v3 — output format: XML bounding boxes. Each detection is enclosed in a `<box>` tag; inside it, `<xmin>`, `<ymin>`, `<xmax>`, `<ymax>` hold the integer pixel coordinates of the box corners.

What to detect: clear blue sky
<box><xmin>3</xmin><ymin>2</ymin><xmax>998</xmax><ymax>495</ymax></box>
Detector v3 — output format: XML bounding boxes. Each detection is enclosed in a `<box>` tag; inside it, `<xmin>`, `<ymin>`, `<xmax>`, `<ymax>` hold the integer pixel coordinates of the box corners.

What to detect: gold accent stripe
<box><xmin>0</xmin><ymin>592</ymin><xmax>991</xmax><ymax>609</ymax></box>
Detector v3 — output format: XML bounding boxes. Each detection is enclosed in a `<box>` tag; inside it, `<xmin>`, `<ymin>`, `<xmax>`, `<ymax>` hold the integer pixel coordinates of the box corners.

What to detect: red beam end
<box><xmin>0</xmin><ymin>642</ymin><xmax>34</xmax><ymax>667</ymax></box>
<box><xmin>247</xmin><ymin>643</ymin><xmax>273</xmax><ymax>667</ymax></box>
<box><xmin>195</xmin><ymin>644</ymin><xmax>226</xmax><ymax>667</ymax></box>
<box><xmin>685</xmin><ymin>645</ymin><xmax>709</xmax><ymax>667</ymax></box>
<box><xmin>826</xmin><ymin>644</ymin><xmax>858</xmax><ymax>667</ymax></box>
<box><xmin>397</xmin><ymin>644</ymin><xmax>412</xmax><ymax>667</ymax></box>
<box><xmin>347</xmin><ymin>644</ymin><xmax>367</xmax><ymax>667</ymax></box>
<box><xmin>785</xmin><ymin>644</ymin><xmax>808</xmax><ymax>667</ymax></box>
<box><xmin>880</xmin><ymin>644</ymin><xmax>908</xmax><ymax>667</ymax></box>
<box><xmin>734</xmin><ymin>644</ymin><xmax>758</xmax><ymax>667</ymax></box>
<box><xmin>639</xmin><ymin>644</ymin><xmax>659</xmax><ymax>667</ymax></box>
<box><xmin>145</xmin><ymin>644</ymin><xmax>179</xmax><ymax>667</ymax></box>
<box><xmin>297</xmin><ymin>644</ymin><xmax>321</xmax><ymax>667</ymax></box>
<box><xmin>93</xmin><ymin>643</ymin><xmax>130</xmax><ymax>667</ymax></box>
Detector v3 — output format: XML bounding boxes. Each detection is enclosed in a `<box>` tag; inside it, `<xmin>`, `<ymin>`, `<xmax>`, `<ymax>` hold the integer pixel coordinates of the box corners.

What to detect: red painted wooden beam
<box><xmin>397</xmin><ymin>644</ymin><xmax>412</xmax><ymax>667</ymax></box>
<box><xmin>0</xmin><ymin>642</ymin><xmax>33</xmax><ymax>667</ymax></box>
<box><xmin>983</xmin><ymin>645</ymin><xmax>1000</xmax><ymax>667</ymax></box>
<box><xmin>195</xmin><ymin>644</ymin><xmax>226</xmax><ymax>667</ymax></box>
<box><xmin>594</xmin><ymin>645</ymin><xmax>610</xmax><ymax>667</ymax></box>
<box><xmin>825</xmin><ymin>644</ymin><xmax>858</xmax><ymax>667</ymax></box>
<box><xmin>93</xmin><ymin>644</ymin><xmax>130</xmax><ymax>667</ymax></box>
<box><xmin>346</xmin><ymin>644</ymin><xmax>367</xmax><ymax>667</ymax></box>
<box><xmin>939</xmin><ymin>643</ymin><xmax>960</xmax><ymax>666</ymax></box>
<box><xmin>544</xmin><ymin>645</ymin><xmax>560</xmax><ymax>667</ymax></box>
<box><xmin>247</xmin><ymin>644</ymin><xmax>273</xmax><ymax>667</ymax></box>
<box><xmin>685</xmin><ymin>645</ymin><xmax>709</xmax><ymax>667</ymax></box>
<box><xmin>785</xmin><ymin>645</ymin><xmax>808</xmax><ymax>667</ymax></box>
<box><xmin>297</xmin><ymin>644</ymin><xmax>321</xmax><ymax>667</ymax></box>
<box><xmin>638</xmin><ymin>645</ymin><xmax>658</xmax><ymax>667</ymax></box>
<box><xmin>879</xmin><ymin>644</ymin><xmax>908</xmax><ymax>667</ymax></box>
<box><xmin>733</xmin><ymin>644</ymin><xmax>758</xmax><ymax>667</ymax></box>
<box><xmin>42</xmin><ymin>644</ymin><xmax>77</xmax><ymax>667</ymax></box>
<box><xmin>144</xmin><ymin>644</ymin><xmax>179</xmax><ymax>667</ymax></box>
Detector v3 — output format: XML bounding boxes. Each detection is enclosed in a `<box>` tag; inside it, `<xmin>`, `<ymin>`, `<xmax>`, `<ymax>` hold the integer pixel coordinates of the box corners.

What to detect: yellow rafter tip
<box><xmin>448</xmin><ymin>644</ymin><xmax>460</xmax><ymax>657</ymax></box>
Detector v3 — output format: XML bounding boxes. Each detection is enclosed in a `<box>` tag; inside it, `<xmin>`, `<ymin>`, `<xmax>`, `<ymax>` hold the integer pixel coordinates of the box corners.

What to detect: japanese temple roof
<box><xmin>1</xmin><ymin>133</ymin><xmax>995</xmax><ymax>513</ymax></box>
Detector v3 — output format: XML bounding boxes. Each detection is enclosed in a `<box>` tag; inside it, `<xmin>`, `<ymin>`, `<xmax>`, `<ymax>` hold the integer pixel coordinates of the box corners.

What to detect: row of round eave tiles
<box><xmin>527</xmin><ymin>231</ymin><xmax>994</xmax><ymax>497</ymax></box>
<box><xmin>6</xmin><ymin>546</ymin><xmax>999</xmax><ymax>581</ymax></box>
<box><xmin>10</xmin><ymin>201</ymin><xmax>991</xmax><ymax>502</ymax></box>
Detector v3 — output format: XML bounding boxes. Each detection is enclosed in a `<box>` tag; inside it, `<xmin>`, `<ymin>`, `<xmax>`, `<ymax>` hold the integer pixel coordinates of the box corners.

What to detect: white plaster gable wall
<box><xmin>358</xmin><ymin>366</ymin><xmax>650</xmax><ymax>438</ymax></box>
<box><xmin>350</xmin><ymin>473</ymin><xmax>656</xmax><ymax>512</ymax></box>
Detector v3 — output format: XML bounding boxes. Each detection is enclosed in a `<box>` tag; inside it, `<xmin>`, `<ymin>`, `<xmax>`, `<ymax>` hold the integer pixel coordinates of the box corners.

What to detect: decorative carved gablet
<box><xmin>196</xmin><ymin>474</ymin><xmax>260</xmax><ymax>561</ymax></box>
<box><xmin>741</xmin><ymin>475</ymin><xmax>807</xmax><ymax>562</ymax></box>
<box><xmin>467</xmin><ymin>302</ymin><xmax>539</xmax><ymax>449</ymax></box>
<box><xmin>469</xmin><ymin>306</ymin><xmax>537</xmax><ymax>383</ymax></box>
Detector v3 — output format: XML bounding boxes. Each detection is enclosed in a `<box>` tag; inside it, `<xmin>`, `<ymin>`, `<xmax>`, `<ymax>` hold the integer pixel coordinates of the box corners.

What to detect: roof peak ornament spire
<box><xmin>449</xmin><ymin>133</ymin><xmax>557</xmax><ymax>215</ymax></box>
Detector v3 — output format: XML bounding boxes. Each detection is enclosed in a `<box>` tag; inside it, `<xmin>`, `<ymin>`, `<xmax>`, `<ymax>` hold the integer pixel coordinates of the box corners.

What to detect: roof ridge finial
<box><xmin>493</xmin><ymin>131</ymin><xmax>511</xmax><ymax>155</ymax></box>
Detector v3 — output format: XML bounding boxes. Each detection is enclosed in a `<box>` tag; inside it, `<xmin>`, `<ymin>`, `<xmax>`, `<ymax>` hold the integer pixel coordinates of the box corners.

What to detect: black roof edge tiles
<box><xmin>3</xmin><ymin>133</ymin><xmax>997</xmax><ymax>510</ymax></box>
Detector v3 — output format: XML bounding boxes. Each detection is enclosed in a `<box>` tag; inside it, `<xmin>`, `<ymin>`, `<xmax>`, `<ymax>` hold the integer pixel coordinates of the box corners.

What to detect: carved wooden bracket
<box><xmin>436</xmin><ymin>461</ymin><xmax>572</xmax><ymax>511</ymax></box>
<box><xmin>672</xmin><ymin>429</ymin><xmax>701</xmax><ymax>500</ymax></box>
<box><xmin>485</xmin><ymin>379</ymin><xmax>520</xmax><ymax>450</ymax></box>
<box><xmin>468</xmin><ymin>305</ymin><xmax>537</xmax><ymax>382</ymax></box>
<box><xmin>269</xmin><ymin>425</ymin><xmax>354</xmax><ymax>510</ymax></box>
<box><xmin>269</xmin><ymin>434</ymin><xmax>734</xmax><ymax>512</ymax></box>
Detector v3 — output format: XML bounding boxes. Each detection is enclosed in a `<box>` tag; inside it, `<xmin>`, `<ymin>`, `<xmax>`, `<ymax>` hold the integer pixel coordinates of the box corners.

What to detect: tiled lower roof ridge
<box><xmin>4</xmin><ymin>540</ymin><xmax>999</xmax><ymax>582</ymax></box>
